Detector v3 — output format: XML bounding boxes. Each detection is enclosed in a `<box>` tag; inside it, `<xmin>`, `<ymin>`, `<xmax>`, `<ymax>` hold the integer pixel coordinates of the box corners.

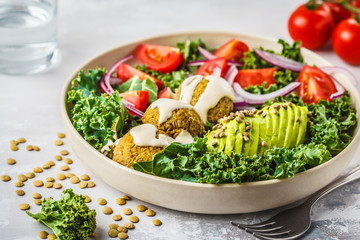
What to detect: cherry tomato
<box><xmin>325</xmin><ymin>2</ymin><xmax>352</xmax><ymax>24</ymax></box>
<box><xmin>119</xmin><ymin>90</ymin><xmax>149</xmax><ymax>112</ymax></box>
<box><xmin>116</xmin><ymin>63</ymin><xmax>164</xmax><ymax>90</ymax></box>
<box><xmin>137</xmin><ymin>44</ymin><xmax>183</xmax><ymax>73</ymax></box>
<box><xmin>157</xmin><ymin>87</ymin><xmax>173</xmax><ymax>99</ymax></box>
<box><xmin>288</xmin><ymin>4</ymin><xmax>335</xmax><ymax>49</ymax></box>
<box><xmin>234</xmin><ymin>68</ymin><xmax>277</xmax><ymax>89</ymax></box>
<box><xmin>214</xmin><ymin>38</ymin><xmax>249</xmax><ymax>62</ymax></box>
<box><xmin>297</xmin><ymin>65</ymin><xmax>337</xmax><ymax>104</ymax></box>
<box><xmin>196</xmin><ymin>57</ymin><xmax>228</xmax><ymax>77</ymax></box>
<box><xmin>332</xmin><ymin>17</ymin><xmax>360</xmax><ymax>65</ymax></box>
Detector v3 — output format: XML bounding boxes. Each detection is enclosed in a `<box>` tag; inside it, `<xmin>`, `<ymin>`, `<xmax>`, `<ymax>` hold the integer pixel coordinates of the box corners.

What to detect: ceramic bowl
<box><xmin>60</xmin><ymin>31</ymin><xmax>360</xmax><ymax>214</ymax></box>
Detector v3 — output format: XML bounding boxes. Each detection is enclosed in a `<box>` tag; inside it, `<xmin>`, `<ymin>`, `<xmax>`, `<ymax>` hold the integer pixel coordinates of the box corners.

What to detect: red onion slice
<box><xmin>233</xmin><ymin>82</ymin><xmax>301</xmax><ymax>105</ymax></box>
<box><xmin>319</xmin><ymin>66</ymin><xmax>358</xmax><ymax>86</ymax></box>
<box><xmin>109</xmin><ymin>77</ymin><xmax>123</xmax><ymax>85</ymax></box>
<box><xmin>198</xmin><ymin>46</ymin><xmax>215</xmax><ymax>60</ymax></box>
<box><xmin>330</xmin><ymin>79</ymin><xmax>345</xmax><ymax>100</ymax></box>
<box><xmin>212</xmin><ymin>67</ymin><xmax>222</xmax><ymax>77</ymax></box>
<box><xmin>254</xmin><ymin>48</ymin><xmax>305</xmax><ymax>72</ymax></box>
<box><xmin>224</xmin><ymin>64</ymin><xmax>238</xmax><ymax>86</ymax></box>
<box><xmin>187</xmin><ymin>60</ymin><xmax>207</xmax><ymax>66</ymax></box>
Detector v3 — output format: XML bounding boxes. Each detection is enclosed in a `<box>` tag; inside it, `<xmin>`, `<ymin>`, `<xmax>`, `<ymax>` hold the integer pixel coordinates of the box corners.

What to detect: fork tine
<box><xmin>244</xmin><ymin>225</ymin><xmax>284</xmax><ymax>233</ymax></box>
<box><xmin>230</xmin><ymin>220</ymin><xmax>276</xmax><ymax>229</ymax></box>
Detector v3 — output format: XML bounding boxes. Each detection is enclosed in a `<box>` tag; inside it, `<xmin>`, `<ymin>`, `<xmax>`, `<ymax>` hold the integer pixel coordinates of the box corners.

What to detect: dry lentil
<box><xmin>108</xmin><ymin>229</ymin><xmax>118</xmax><ymax>238</ymax></box>
<box><xmin>109</xmin><ymin>223</ymin><xmax>119</xmax><ymax>229</ymax></box>
<box><xmin>1</xmin><ymin>175</ymin><xmax>11</xmax><ymax>181</ymax></box>
<box><xmin>117</xmin><ymin>226</ymin><xmax>127</xmax><ymax>233</ymax></box>
<box><xmin>34</xmin><ymin>199</ymin><xmax>42</xmax><ymax>205</ymax></box>
<box><xmin>70</xmin><ymin>176</ymin><xmax>80</xmax><ymax>184</ymax></box>
<box><xmin>47</xmin><ymin>233</ymin><xmax>56</xmax><ymax>240</ymax></box>
<box><xmin>17</xmin><ymin>138</ymin><xmax>26</xmax><ymax>143</ymax></box>
<box><xmin>262</xmin><ymin>141</ymin><xmax>267</xmax><ymax>147</ymax></box>
<box><xmin>118</xmin><ymin>232</ymin><xmax>128</xmax><ymax>239</ymax></box>
<box><xmin>26</xmin><ymin>145</ymin><xmax>33</xmax><ymax>151</ymax></box>
<box><xmin>65</xmin><ymin>173</ymin><xmax>75</xmax><ymax>178</ymax></box>
<box><xmin>15</xmin><ymin>190</ymin><xmax>25</xmax><ymax>196</ymax></box>
<box><xmin>53</xmin><ymin>183</ymin><xmax>62</xmax><ymax>189</ymax></box>
<box><xmin>121</xmin><ymin>195</ymin><xmax>131</xmax><ymax>200</ymax></box>
<box><xmin>123</xmin><ymin>208</ymin><xmax>132</xmax><ymax>215</ymax></box>
<box><xmin>25</xmin><ymin>172</ymin><xmax>35</xmax><ymax>178</ymax></box>
<box><xmin>64</xmin><ymin>158</ymin><xmax>73</xmax><ymax>164</ymax></box>
<box><xmin>18</xmin><ymin>174</ymin><xmax>28</xmax><ymax>182</ymax></box>
<box><xmin>54</xmin><ymin>155</ymin><xmax>62</xmax><ymax>161</ymax></box>
<box><xmin>80</xmin><ymin>174</ymin><xmax>90</xmax><ymax>181</ymax></box>
<box><xmin>84</xmin><ymin>195</ymin><xmax>92</xmax><ymax>203</ymax></box>
<box><xmin>113</xmin><ymin>215</ymin><xmax>122</xmax><ymax>221</ymax></box>
<box><xmin>33</xmin><ymin>167</ymin><xmax>43</xmax><ymax>173</ymax></box>
<box><xmin>38</xmin><ymin>231</ymin><xmax>48</xmax><ymax>239</ymax></box>
<box><xmin>97</xmin><ymin>198</ymin><xmax>107</xmax><ymax>205</ymax></box>
<box><xmin>10</xmin><ymin>140</ymin><xmax>19</xmax><ymax>145</ymax></box>
<box><xmin>123</xmin><ymin>223</ymin><xmax>135</xmax><ymax>229</ymax></box>
<box><xmin>47</xmin><ymin>161</ymin><xmax>55</xmax><ymax>166</ymax></box>
<box><xmin>44</xmin><ymin>182</ymin><xmax>53</xmax><ymax>188</ymax></box>
<box><xmin>78</xmin><ymin>182</ymin><xmax>87</xmax><ymax>189</ymax></box>
<box><xmin>55</xmin><ymin>140</ymin><xmax>63</xmax><ymax>146</ymax></box>
<box><xmin>152</xmin><ymin>219</ymin><xmax>162</xmax><ymax>226</ymax></box>
<box><xmin>128</xmin><ymin>215</ymin><xmax>139</xmax><ymax>223</ymax></box>
<box><xmin>10</xmin><ymin>145</ymin><xmax>19</xmax><ymax>151</ymax></box>
<box><xmin>6</xmin><ymin>158</ymin><xmax>16</xmax><ymax>165</ymax></box>
<box><xmin>42</xmin><ymin>164</ymin><xmax>51</xmax><ymax>169</ymax></box>
<box><xmin>87</xmin><ymin>181</ymin><xmax>95</xmax><ymax>188</ymax></box>
<box><xmin>32</xmin><ymin>193</ymin><xmax>42</xmax><ymax>199</ymax></box>
<box><xmin>60</xmin><ymin>165</ymin><xmax>70</xmax><ymax>171</ymax></box>
<box><xmin>57</xmin><ymin>173</ymin><xmax>66</xmax><ymax>180</ymax></box>
<box><xmin>59</xmin><ymin>150</ymin><xmax>69</xmax><ymax>156</ymax></box>
<box><xmin>45</xmin><ymin>177</ymin><xmax>55</xmax><ymax>182</ymax></box>
<box><xmin>33</xmin><ymin>146</ymin><xmax>40</xmax><ymax>151</ymax></box>
<box><xmin>145</xmin><ymin>209</ymin><xmax>156</xmax><ymax>217</ymax></box>
<box><xmin>15</xmin><ymin>181</ymin><xmax>24</xmax><ymax>187</ymax></box>
<box><xmin>57</xmin><ymin>133</ymin><xmax>66</xmax><ymax>139</ymax></box>
<box><xmin>19</xmin><ymin>203</ymin><xmax>30</xmax><ymax>210</ymax></box>
<box><xmin>102</xmin><ymin>206</ymin><xmax>113</xmax><ymax>215</ymax></box>
<box><xmin>116</xmin><ymin>198</ymin><xmax>126</xmax><ymax>205</ymax></box>
<box><xmin>33</xmin><ymin>180</ymin><xmax>43</xmax><ymax>187</ymax></box>
<box><xmin>136</xmin><ymin>205</ymin><xmax>147</xmax><ymax>212</ymax></box>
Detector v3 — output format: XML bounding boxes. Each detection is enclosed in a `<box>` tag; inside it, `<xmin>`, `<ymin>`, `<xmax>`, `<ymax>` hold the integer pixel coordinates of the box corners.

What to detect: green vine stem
<box><xmin>324</xmin><ymin>0</ymin><xmax>360</xmax><ymax>23</ymax></box>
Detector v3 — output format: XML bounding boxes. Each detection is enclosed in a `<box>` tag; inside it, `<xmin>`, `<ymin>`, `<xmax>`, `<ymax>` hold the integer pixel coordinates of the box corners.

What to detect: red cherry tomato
<box><xmin>116</xmin><ymin>63</ymin><xmax>164</xmax><ymax>90</ymax></box>
<box><xmin>214</xmin><ymin>38</ymin><xmax>249</xmax><ymax>62</ymax></box>
<box><xmin>297</xmin><ymin>65</ymin><xmax>337</xmax><ymax>104</ymax></box>
<box><xmin>234</xmin><ymin>68</ymin><xmax>277</xmax><ymax>89</ymax></box>
<box><xmin>119</xmin><ymin>90</ymin><xmax>149</xmax><ymax>112</ymax></box>
<box><xmin>325</xmin><ymin>2</ymin><xmax>352</xmax><ymax>24</ymax></box>
<box><xmin>157</xmin><ymin>87</ymin><xmax>173</xmax><ymax>99</ymax></box>
<box><xmin>332</xmin><ymin>17</ymin><xmax>360</xmax><ymax>65</ymax></box>
<box><xmin>196</xmin><ymin>57</ymin><xmax>228</xmax><ymax>77</ymax></box>
<box><xmin>137</xmin><ymin>44</ymin><xmax>183</xmax><ymax>73</ymax></box>
<box><xmin>288</xmin><ymin>4</ymin><xmax>335</xmax><ymax>49</ymax></box>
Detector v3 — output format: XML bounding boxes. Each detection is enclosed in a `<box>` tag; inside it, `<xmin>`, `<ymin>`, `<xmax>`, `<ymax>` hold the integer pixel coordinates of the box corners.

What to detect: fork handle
<box><xmin>305</xmin><ymin>165</ymin><xmax>360</xmax><ymax>208</ymax></box>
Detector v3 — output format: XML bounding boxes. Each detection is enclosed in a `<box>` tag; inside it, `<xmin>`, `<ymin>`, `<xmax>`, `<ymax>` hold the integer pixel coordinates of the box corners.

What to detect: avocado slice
<box><xmin>234</xmin><ymin>121</ymin><xmax>245</xmax><ymax>153</ymax></box>
<box><xmin>296</xmin><ymin>106</ymin><xmax>309</xmax><ymax>146</ymax></box>
<box><xmin>277</xmin><ymin>106</ymin><xmax>288</xmax><ymax>148</ymax></box>
<box><xmin>224</xmin><ymin>119</ymin><xmax>239</xmax><ymax>156</ymax></box>
<box><xmin>242</xmin><ymin>118</ymin><xmax>252</xmax><ymax>157</ymax></box>
<box><xmin>264</xmin><ymin>109</ymin><xmax>273</xmax><ymax>149</ymax></box>
<box><xmin>255</xmin><ymin>114</ymin><xmax>268</xmax><ymax>155</ymax></box>
<box><xmin>290</xmin><ymin>105</ymin><xmax>301</xmax><ymax>147</ymax></box>
<box><xmin>248</xmin><ymin>117</ymin><xmax>260</xmax><ymax>157</ymax></box>
<box><xmin>269</xmin><ymin>106</ymin><xmax>280</xmax><ymax>148</ymax></box>
<box><xmin>284</xmin><ymin>104</ymin><xmax>295</xmax><ymax>148</ymax></box>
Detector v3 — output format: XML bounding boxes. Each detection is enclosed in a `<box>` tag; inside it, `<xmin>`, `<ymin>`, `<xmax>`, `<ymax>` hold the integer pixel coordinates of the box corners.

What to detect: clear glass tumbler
<box><xmin>0</xmin><ymin>0</ymin><xmax>58</xmax><ymax>75</ymax></box>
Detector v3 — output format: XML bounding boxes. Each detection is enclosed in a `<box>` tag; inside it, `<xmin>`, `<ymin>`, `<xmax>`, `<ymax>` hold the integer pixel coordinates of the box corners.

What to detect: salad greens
<box><xmin>117</xmin><ymin>76</ymin><xmax>158</xmax><ymax>103</ymax></box>
<box><xmin>26</xmin><ymin>189</ymin><xmax>96</xmax><ymax>240</ymax></box>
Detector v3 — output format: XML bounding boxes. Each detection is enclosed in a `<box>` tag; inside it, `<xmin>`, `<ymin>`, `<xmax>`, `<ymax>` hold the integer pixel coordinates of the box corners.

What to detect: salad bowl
<box><xmin>60</xmin><ymin>31</ymin><xmax>360</xmax><ymax>214</ymax></box>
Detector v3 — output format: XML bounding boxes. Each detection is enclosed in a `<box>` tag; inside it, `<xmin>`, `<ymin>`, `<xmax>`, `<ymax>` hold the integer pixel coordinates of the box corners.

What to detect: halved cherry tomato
<box><xmin>297</xmin><ymin>65</ymin><xmax>337</xmax><ymax>104</ymax></box>
<box><xmin>196</xmin><ymin>57</ymin><xmax>228</xmax><ymax>77</ymax></box>
<box><xmin>214</xmin><ymin>38</ymin><xmax>249</xmax><ymax>62</ymax></box>
<box><xmin>234</xmin><ymin>68</ymin><xmax>277</xmax><ymax>89</ymax></box>
<box><xmin>137</xmin><ymin>44</ymin><xmax>183</xmax><ymax>73</ymax></box>
<box><xmin>158</xmin><ymin>87</ymin><xmax>173</xmax><ymax>99</ymax></box>
<box><xmin>116</xmin><ymin>63</ymin><xmax>164</xmax><ymax>90</ymax></box>
<box><xmin>119</xmin><ymin>90</ymin><xmax>149</xmax><ymax>112</ymax></box>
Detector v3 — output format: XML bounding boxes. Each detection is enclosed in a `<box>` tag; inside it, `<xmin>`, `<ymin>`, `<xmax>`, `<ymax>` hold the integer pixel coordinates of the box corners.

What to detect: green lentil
<box><xmin>38</xmin><ymin>231</ymin><xmax>48</xmax><ymax>239</ymax></box>
<box><xmin>108</xmin><ymin>229</ymin><xmax>118</xmax><ymax>238</ymax></box>
<box><xmin>113</xmin><ymin>215</ymin><xmax>122</xmax><ymax>221</ymax></box>
<box><xmin>1</xmin><ymin>175</ymin><xmax>11</xmax><ymax>181</ymax></box>
<box><xmin>15</xmin><ymin>190</ymin><xmax>25</xmax><ymax>196</ymax></box>
<box><xmin>118</xmin><ymin>232</ymin><xmax>128</xmax><ymax>239</ymax></box>
<box><xmin>152</xmin><ymin>219</ymin><xmax>162</xmax><ymax>226</ymax></box>
<box><xmin>6</xmin><ymin>158</ymin><xmax>16</xmax><ymax>165</ymax></box>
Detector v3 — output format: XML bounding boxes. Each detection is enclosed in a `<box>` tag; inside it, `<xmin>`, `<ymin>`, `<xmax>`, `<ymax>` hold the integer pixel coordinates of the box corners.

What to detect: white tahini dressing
<box><xmin>130</xmin><ymin>124</ymin><xmax>194</xmax><ymax>147</ymax></box>
<box><xmin>150</xmin><ymin>98</ymin><xmax>194</xmax><ymax>124</ymax></box>
<box><xmin>179</xmin><ymin>75</ymin><xmax>234</xmax><ymax>123</ymax></box>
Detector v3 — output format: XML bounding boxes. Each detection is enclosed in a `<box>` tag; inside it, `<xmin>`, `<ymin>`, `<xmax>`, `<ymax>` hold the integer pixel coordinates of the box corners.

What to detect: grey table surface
<box><xmin>1</xmin><ymin>0</ymin><xmax>360</xmax><ymax>239</ymax></box>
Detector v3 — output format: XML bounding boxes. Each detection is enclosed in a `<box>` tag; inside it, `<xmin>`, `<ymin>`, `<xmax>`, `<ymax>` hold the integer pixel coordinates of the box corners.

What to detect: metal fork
<box><xmin>231</xmin><ymin>165</ymin><xmax>360</xmax><ymax>240</ymax></box>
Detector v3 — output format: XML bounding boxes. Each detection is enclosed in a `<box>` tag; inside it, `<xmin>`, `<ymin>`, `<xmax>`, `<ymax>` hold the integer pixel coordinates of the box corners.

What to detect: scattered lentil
<box><xmin>123</xmin><ymin>208</ymin><xmax>132</xmax><ymax>215</ymax></box>
<box><xmin>152</xmin><ymin>219</ymin><xmax>162</xmax><ymax>226</ymax></box>
<box><xmin>33</xmin><ymin>180</ymin><xmax>43</xmax><ymax>187</ymax></box>
<box><xmin>128</xmin><ymin>215</ymin><xmax>139</xmax><ymax>223</ymax></box>
<box><xmin>33</xmin><ymin>146</ymin><xmax>40</xmax><ymax>151</ymax></box>
<box><xmin>26</xmin><ymin>145</ymin><xmax>33</xmax><ymax>151</ymax></box>
<box><xmin>46</xmin><ymin>177</ymin><xmax>55</xmax><ymax>182</ymax></box>
<box><xmin>113</xmin><ymin>215</ymin><xmax>122</xmax><ymax>221</ymax></box>
<box><xmin>59</xmin><ymin>150</ymin><xmax>69</xmax><ymax>156</ymax></box>
<box><xmin>245</xmin><ymin>125</ymin><xmax>252</xmax><ymax>131</ymax></box>
<box><xmin>10</xmin><ymin>145</ymin><xmax>19</xmax><ymax>151</ymax></box>
<box><xmin>55</xmin><ymin>140</ymin><xmax>63</xmax><ymax>146</ymax></box>
<box><xmin>25</xmin><ymin>172</ymin><xmax>36</xmax><ymax>179</ymax></box>
<box><xmin>65</xmin><ymin>173</ymin><xmax>75</xmax><ymax>178</ymax></box>
<box><xmin>38</xmin><ymin>231</ymin><xmax>48</xmax><ymax>239</ymax></box>
<box><xmin>87</xmin><ymin>181</ymin><xmax>95</xmax><ymax>188</ymax></box>
<box><xmin>18</xmin><ymin>174</ymin><xmax>28</xmax><ymax>182</ymax></box>
<box><xmin>118</xmin><ymin>232</ymin><xmax>128</xmax><ymax>239</ymax></box>
<box><xmin>19</xmin><ymin>203</ymin><xmax>30</xmax><ymax>210</ymax></box>
<box><xmin>53</xmin><ymin>183</ymin><xmax>62</xmax><ymax>189</ymax></box>
<box><xmin>78</xmin><ymin>182</ymin><xmax>87</xmax><ymax>189</ymax></box>
<box><xmin>10</xmin><ymin>140</ymin><xmax>19</xmax><ymax>145</ymax></box>
<box><xmin>116</xmin><ymin>198</ymin><xmax>126</xmax><ymax>205</ymax></box>
<box><xmin>42</xmin><ymin>164</ymin><xmax>51</xmax><ymax>169</ymax></box>
<box><xmin>33</xmin><ymin>167</ymin><xmax>43</xmax><ymax>173</ymax></box>
<box><xmin>47</xmin><ymin>161</ymin><xmax>55</xmax><ymax>166</ymax></box>
<box><xmin>69</xmin><ymin>176</ymin><xmax>80</xmax><ymax>184</ymax></box>
<box><xmin>32</xmin><ymin>193</ymin><xmax>42</xmax><ymax>199</ymax></box>
<box><xmin>84</xmin><ymin>195</ymin><xmax>92</xmax><ymax>203</ymax></box>
<box><xmin>47</xmin><ymin>233</ymin><xmax>56</xmax><ymax>240</ymax></box>
<box><xmin>60</xmin><ymin>165</ymin><xmax>70</xmax><ymax>171</ymax></box>
<box><xmin>17</xmin><ymin>138</ymin><xmax>26</xmax><ymax>143</ymax></box>
<box><xmin>64</xmin><ymin>158</ymin><xmax>73</xmax><ymax>164</ymax></box>
<box><xmin>136</xmin><ymin>205</ymin><xmax>147</xmax><ymax>212</ymax></box>
<box><xmin>109</xmin><ymin>223</ymin><xmax>119</xmax><ymax>229</ymax></box>
<box><xmin>15</xmin><ymin>190</ymin><xmax>25</xmax><ymax>196</ymax></box>
<box><xmin>1</xmin><ymin>175</ymin><xmax>11</xmax><ymax>181</ymax></box>
<box><xmin>6</xmin><ymin>158</ymin><xmax>16</xmax><ymax>165</ymax></box>
<box><xmin>243</xmin><ymin>136</ymin><xmax>250</xmax><ymax>142</ymax></box>
<box><xmin>44</xmin><ymin>182</ymin><xmax>53</xmax><ymax>188</ymax></box>
<box><xmin>97</xmin><ymin>198</ymin><xmax>107</xmax><ymax>205</ymax></box>
<box><xmin>54</xmin><ymin>155</ymin><xmax>62</xmax><ymax>161</ymax></box>
<box><xmin>108</xmin><ymin>229</ymin><xmax>118</xmax><ymax>238</ymax></box>
<box><xmin>296</xmin><ymin>117</ymin><xmax>301</xmax><ymax>122</ymax></box>
<box><xmin>123</xmin><ymin>223</ymin><xmax>135</xmax><ymax>229</ymax></box>
<box><xmin>262</xmin><ymin>141</ymin><xmax>267</xmax><ymax>147</ymax></box>
<box><xmin>102</xmin><ymin>206</ymin><xmax>113</xmax><ymax>215</ymax></box>
<box><xmin>80</xmin><ymin>174</ymin><xmax>90</xmax><ymax>181</ymax></box>
<box><xmin>57</xmin><ymin>133</ymin><xmax>66</xmax><ymax>138</ymax></box>
<box><xmin>57</xmin><ymin>173</ymin><xmax>66</xmax><ymax>180</ymax></box>
<box><xmin>34</xmin><ymin>199</ymin><xmax>42</xmax><ymax>205</ymax></box>
<box><xmin>145</xmin><ymin>209</ymin><xmax>156</xmax><ymax>217</ymax></box>
<box><xmin>121</xmin><ymin>195</ymin><xmax>131</xmax><ymax>200</ymax></box>
<box><xmin>117</xmin><ymin>226</ymin><xmax>127</xmax><ymax>233</ymax></box>
<box><xmin>15</xmin><ymin>181</ymin><xmax>24</xmax><ymax>187</ymax></box>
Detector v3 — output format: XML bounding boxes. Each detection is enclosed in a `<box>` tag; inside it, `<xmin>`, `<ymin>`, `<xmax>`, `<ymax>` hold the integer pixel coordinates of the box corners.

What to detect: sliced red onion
<box><xmin>319</xmin><ymin>66</ymin><xmax>358</xmax><ymax>86</ymax></box>
<box><xmin>122</xmin><ymin>100</ymin><xmax>144</xmax><ymax>118</ymax></box>
<box><xmin>187</xmin><ymin>60</ymin><xmax>207</xmax><ymax>66</ymax></box>
<box><xmin>109</xmin><ymin>77</ymin><xmax>123</xmax><ymax>85</ymax></box>
<box><xmin>254</xmin><ymin>48</ymin><xmax>305</xmax><ymax>72</ymax></box>
<box><xmin>330</xmin><ymin>80</ymin><xmax>345</xmax><ymax>100</ymax></box>
<box><xmin>228</xmin><ymin>60</ymin><xmax>244</xmax><ymax>67</ymax></box>
<box><xmin>233</xmin><ymin>95</ymin><xmax>248</xmax><ymax>109</ymax></box>
<box><xmin>233</xmin><ymin>82</ymin><xmax>301</xmax><ymax>105</ymax></box>
<box><xmin>198</xmin><ymin>46</ymin><xmax>215</xmax><ymax>60</ymax></box>
<box><xmin>212</xmin><ymin>67</ymin><xmax>222</xmax><ymax>77</ymax></box>
<box><xmin>224</xmin><ymin>64</ymin><xmax>238</xmax><ymax>86</ymax></box>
